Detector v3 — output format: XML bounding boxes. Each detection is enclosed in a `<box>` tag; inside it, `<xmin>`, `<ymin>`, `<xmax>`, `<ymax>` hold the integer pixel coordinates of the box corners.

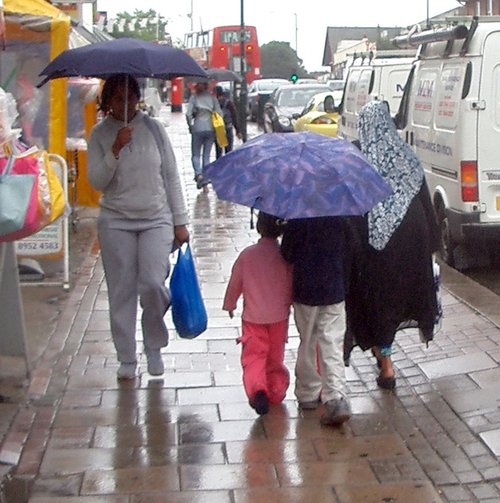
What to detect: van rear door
<box><xmin>374</xmin><ymin>64</ymin><xmax>412</xmax><ymax>115</ymax></box>
<box><xmin>340</xmin><ymin>67</ymin><xmax>373</xmax><ymax>141</ymax></box>
<box><xmin>477</xmin><ymin>30</ymin><xmax>500</xmax><ymax>224</ymax></box>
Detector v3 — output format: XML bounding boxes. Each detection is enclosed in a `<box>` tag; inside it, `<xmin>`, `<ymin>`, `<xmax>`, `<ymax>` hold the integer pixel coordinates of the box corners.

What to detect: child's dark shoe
<box><xmin>250</xmin><ymin>390</ymin><xmax>269</xmax><ymax>415</ymax></box>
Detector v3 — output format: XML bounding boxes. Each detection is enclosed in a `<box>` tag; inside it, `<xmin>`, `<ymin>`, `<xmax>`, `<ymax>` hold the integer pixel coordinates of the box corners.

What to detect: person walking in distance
<box><xmin>88</xmin><ymin>74</ymin><xmax>190</xmax><ymax>379</ymax></box>
<box><xmin>214</xmin><ymin>85</ymin><xmax>241</xmax><ymax>159</ymax></box>
<box><xmin>186</xmin><ymin>81</ymin><xmax>223</xmax><ymax>191</ymax></box>
<box><xmin>281</xmin><ymin>216</ymin><xmax>352</xmax><ymax>426</ymax></box>
<box><xmin>223</xmin><ymin>212</ymin><xmax>293</xmax><ymax>415</ymax></box>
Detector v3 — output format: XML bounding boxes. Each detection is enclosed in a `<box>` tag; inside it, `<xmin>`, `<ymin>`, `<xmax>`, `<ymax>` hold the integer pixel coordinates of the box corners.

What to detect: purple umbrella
<box><xmin>204</xmin><ymin>131</ymin><xmax>392</xmax><ymax>220</ymax></box>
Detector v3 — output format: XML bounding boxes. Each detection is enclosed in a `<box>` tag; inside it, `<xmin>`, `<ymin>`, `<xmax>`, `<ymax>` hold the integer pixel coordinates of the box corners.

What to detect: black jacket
<box><xmin>281</xmin><ymin>217</ymin><xmax>349</xmax><ymax>306</ymax></box>
<box><xmin>218</xmin><ymin>96</ymin><xmax>240</xmax><ymax>134</ymax></box>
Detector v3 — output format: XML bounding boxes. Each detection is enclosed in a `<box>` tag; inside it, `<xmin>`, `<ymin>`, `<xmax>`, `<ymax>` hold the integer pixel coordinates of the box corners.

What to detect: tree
<box><xmin>109</xmin><ymin>9</ymin><xmax>169</xmax><ymax>43</ymax></box>
<box><xmin>260</xmin><ymin>41</ymin><xmax>309</xmax><ymax>79</ymax></box>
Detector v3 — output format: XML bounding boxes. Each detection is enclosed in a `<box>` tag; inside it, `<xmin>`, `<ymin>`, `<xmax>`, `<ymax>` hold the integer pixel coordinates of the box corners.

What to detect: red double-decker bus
<box><xmin>184</xmin><ymin>25</ymin><xmax>261</xmax><ymax>83</ymax></box>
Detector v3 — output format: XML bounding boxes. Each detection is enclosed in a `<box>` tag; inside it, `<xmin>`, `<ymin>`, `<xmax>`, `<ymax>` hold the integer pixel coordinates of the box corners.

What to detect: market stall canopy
<box><xmin>2</xmin><ymin>0</ymin><xmax>70</xmax><ymax>156</ymax></box>
<box><xmin>71</xmin><ymin>19</ymin><xmax>113</xmax><ymax>47</ymax></box>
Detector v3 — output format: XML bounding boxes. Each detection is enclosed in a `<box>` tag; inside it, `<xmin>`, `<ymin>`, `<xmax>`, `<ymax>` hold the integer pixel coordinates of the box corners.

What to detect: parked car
<box><xmin>338</xmin><ymin>51</ymin><xmax>414</xmax><ymax>142</ymax></box>
<box><xmin>263</xmin><ymin>84</ymin><xmax>330</xmax><ymax>133</ymax></box>
<box><xmin>326</xmin><ymin>79</ymin><xmax>345</xmax><ymax>104</ymax></box>
<box><xmin>327</xmin><ymin>79</ymin><xmax>345</xmax><ymax>92</ymax></box>
<box><xmin>293</xmin><ymin>91</ymin><xmax>340</xmax><ymax>137</ymax></box>
<box><xmin>295</xmin><ymin>78</ymin><xmax>319</xmax><ymax>85</ymax></box>
<box><xmin>393</xmin><ymin>18</ymin><xmax>500</xmax><ymax>269</ymax></box>
<box><xmin>246</xmin><ymin>78</ymin><xmax>288</xmax><ymax>122</ymax></box>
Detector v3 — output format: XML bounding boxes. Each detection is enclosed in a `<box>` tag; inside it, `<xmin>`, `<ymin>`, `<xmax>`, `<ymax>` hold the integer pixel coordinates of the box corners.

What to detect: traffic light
<box><xmin>290</xmin><ymin>72</ymin><xmax>298</xmax><ymax>84</ymax></box>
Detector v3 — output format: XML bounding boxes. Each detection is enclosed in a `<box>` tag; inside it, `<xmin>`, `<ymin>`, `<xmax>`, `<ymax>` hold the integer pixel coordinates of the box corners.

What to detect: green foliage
<box><xmin>110</xmin><ymin>9</ymin><xmax>169</xmax><ymax>42</ymax></box>
<box><xmin>260</xmin><ymin>41</ymin><xmax>309</xmax><ymax>79</ymax></box>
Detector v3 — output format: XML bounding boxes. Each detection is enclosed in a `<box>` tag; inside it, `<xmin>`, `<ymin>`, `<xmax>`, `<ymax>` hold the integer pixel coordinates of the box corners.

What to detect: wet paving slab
<box><xmin>1</xmin><ymin>111</ymin><xmax>500</xmax><ymax>502</ymax></box>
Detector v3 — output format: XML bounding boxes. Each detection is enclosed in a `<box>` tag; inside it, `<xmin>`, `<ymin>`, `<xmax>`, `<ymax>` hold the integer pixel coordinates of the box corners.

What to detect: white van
<box><xmin>338</xmin><ymin>50</ymin><xmax>415</xmax><ymax>142</ymax></box>
<box><xmin>393</xmin><ymin>16</ymin><xmax>500</xmax><ymax>268</ymax></box>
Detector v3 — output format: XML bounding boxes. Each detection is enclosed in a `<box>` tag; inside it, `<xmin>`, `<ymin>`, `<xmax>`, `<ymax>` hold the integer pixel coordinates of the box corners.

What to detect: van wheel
<box><xmin>437</xmin><ymin>206</ymin><xmax>455</xmax><ymax>267</ymax></box>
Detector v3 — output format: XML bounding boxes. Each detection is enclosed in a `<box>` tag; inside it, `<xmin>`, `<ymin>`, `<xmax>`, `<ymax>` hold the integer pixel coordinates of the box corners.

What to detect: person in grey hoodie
<box><xmin>186</xmin><ymin>82</ymin><xmax>223</xmax><ymax>190</ymax></box>
<box><xmin>88</xmin><ymin>74</ymin><xmax>189</xmax><ymax>380</ymax></box>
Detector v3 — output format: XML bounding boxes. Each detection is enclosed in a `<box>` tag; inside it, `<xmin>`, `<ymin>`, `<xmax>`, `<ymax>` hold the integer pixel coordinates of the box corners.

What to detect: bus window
<box><xmin>183</xmin><ymin>25</ymin><xmax>261</xmax><ymax>83</ymax></box>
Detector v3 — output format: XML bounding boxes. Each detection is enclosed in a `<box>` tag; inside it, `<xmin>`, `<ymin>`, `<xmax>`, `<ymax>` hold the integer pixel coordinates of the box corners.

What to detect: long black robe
<box><xmin>344</xmin><ymin>181</ymin><xmax>441</xmax><ymax>364</ymax></box>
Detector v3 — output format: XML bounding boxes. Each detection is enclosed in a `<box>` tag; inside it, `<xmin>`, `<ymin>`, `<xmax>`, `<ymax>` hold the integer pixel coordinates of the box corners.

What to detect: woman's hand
<box><xmin>174</xmin><ymin>225</ymin><xmax>190</xmax><ymax>247</ymax></box>
<box><xmin>112</xmin><ymin>126</ymin><xmax>133</xmax><ymax>158</ymax></box>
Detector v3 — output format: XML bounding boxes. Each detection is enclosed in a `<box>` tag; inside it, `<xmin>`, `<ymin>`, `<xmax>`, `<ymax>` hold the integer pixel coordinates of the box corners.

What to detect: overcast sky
<box><xmin>96</xmin><ymin>0</ymin><xmax>462</xmax><ymax>71</ymax></box>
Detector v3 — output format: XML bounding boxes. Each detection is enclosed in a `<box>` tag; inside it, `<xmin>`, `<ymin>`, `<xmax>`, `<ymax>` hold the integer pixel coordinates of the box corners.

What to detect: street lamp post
<box><xmin>238</xmin><ymin>0</ymin><xmax>248</xmax><ymax>142</ymax></box>
<box><xmin>294</xmin><ymin>13</ymin><xmax>298</xmax><ymax>55</ymax></box>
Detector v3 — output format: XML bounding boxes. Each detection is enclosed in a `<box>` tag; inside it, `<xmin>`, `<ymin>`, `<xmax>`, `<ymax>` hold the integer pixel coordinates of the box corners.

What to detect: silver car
<box><xmin>246</xmin><ymin>78</ymin><xmax>288</xmax><ymax>122</ymax></box>
<box><xmin>263</xmin><ymin>83</ymin><xmax>331</xmax><ymax>133</ymax></box>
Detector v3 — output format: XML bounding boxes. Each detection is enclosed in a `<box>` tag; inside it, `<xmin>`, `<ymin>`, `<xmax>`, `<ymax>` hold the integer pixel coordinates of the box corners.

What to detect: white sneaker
<box><xmin>117</xmin><ymin>362</ymin><xmax>137</xmax><ymax>380</ymax></box>
<box><xmin>320</xmin><ymin>397</ymin><xmax>351</xmax><ymax>426</ymax></box>
<box><xmin>146</xmin><ymin>349</ymin><xmax>164</xmax><ymax>376</ymax></box>
<box><xmin>298</xmin><ymin>398</ymin><xmax>321</xmax><ymax>410</ymax></box>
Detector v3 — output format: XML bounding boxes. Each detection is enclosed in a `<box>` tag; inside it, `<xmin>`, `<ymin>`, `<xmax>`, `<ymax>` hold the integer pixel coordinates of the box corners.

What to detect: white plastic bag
<box><xmin>0</xmin><ymin>87</ymin><xmax>19</xmax><ymax>144</ymax></box>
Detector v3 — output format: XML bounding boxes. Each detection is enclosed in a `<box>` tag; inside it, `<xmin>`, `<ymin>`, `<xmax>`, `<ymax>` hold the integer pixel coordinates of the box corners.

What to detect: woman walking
<box><xmin>345</xmin><ymin>100</ymin><xmax>441</xmax><ymax>389</ymax></box>
<box><xmin>186</xmin><ymin>82</ymin><xmax>223</xmax><ymax>191</ymax></box>
<box><xmin>88</xmin><ymin>74</ymin><xmax>189</xmax><ymax>379</ymax></box>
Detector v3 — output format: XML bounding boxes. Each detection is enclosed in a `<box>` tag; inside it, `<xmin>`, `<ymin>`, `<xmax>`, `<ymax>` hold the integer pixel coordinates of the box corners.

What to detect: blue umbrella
<box><xmin>204</xmin><ymin>132</ymin><xmax>392</xmax><ymax>220</ymax></box>
<box><xmin>37</xmin><ymin>37</ymin><xmax>207</xmax><ymax>87</ymax></box>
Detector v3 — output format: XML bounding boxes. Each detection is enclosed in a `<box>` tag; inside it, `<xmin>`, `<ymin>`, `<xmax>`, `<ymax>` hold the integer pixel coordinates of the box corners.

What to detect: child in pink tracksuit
<box><xmin>223</xmin><ymin>212</ymin><xmax>293</xmax><ymax>415</ymax></box>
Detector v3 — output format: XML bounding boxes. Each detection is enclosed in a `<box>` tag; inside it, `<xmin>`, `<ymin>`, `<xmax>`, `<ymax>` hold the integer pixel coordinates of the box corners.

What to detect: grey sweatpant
<box><xmin>98</xmin><ymin>221</ymin><xmax>174</xmax><ymax>363</ymax></box>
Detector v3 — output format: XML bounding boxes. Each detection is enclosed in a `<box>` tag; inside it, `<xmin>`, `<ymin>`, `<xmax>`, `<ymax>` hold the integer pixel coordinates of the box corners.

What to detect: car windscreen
<box><xmin>278</xmin><ymin>88</ymin><xmax>325</xmax><ymax>107</ymax></box>
<box><xmin>259</xmin><ymin>81</ymin><xmax>284</xmax><ymax>92</ymax></box>
<box><xmin>329</xmin><ymin>81</ymin><xmax>345</xmax><ymax>91</ymax></box>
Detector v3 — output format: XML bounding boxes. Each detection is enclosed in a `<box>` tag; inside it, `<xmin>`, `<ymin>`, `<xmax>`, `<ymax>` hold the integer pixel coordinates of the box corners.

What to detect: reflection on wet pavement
<box><xmin>3</xmin><ymin>110</ymin><xmax>500</xmax><ymax>502</ymax></box>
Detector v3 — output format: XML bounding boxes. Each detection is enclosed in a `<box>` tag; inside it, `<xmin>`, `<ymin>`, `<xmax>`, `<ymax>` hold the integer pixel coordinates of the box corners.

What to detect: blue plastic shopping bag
<box><xmin>170</xmin><ymin>244</ymin><xmax>208</xmax><ymax>338</ymax></box>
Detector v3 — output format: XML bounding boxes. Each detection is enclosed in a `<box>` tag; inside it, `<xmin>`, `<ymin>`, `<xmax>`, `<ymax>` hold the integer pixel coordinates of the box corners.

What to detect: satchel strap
<box><xmin>143</xmin><ymin>115</ymin><xmax>168</xmax><ymax>192</ymax></box>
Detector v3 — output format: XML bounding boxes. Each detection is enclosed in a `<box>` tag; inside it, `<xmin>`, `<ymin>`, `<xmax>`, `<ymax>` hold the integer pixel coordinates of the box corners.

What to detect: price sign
<box><xmin>16</xmin><ymin>222</ymin><xmax>63</xmax><ymax>256</ymax></box>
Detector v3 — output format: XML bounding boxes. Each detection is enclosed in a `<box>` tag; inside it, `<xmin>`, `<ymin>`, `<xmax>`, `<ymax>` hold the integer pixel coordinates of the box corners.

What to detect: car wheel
<box><xmin>436</xmin><ymin>203</ymin><xmax>455</xmax><ymax>267</ymax></box>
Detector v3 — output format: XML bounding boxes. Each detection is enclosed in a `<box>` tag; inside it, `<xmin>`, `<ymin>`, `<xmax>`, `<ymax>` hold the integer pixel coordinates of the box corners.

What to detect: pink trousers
<box><xmin>240</xmin><ymin>319</ymin><xmax>290</xmax><ymax>404</ymax></box>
